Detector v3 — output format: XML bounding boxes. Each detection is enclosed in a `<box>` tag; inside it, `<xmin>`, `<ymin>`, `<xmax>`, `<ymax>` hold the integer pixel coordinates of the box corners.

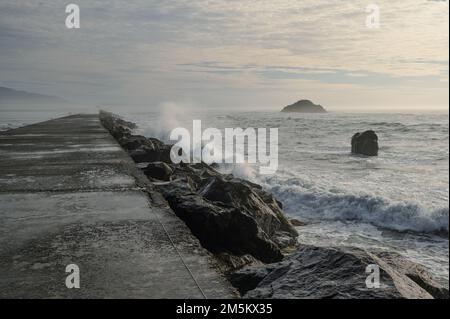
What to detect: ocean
<box><xmin>1</xmin><ymin>107</ymin><xmax>449</xmax><ymax>286</ymax></box>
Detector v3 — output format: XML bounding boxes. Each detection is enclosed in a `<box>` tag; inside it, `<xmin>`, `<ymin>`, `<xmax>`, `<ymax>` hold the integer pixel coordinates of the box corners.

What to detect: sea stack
<box><xmin>281</xmin><ymin>99</ymin><xmax>327</xmax><ymax>113</ymax></box>
<box><xmin>351</xmin><ymin>130</ymin><xmax>379</xmax><ymax>156</ymax></box>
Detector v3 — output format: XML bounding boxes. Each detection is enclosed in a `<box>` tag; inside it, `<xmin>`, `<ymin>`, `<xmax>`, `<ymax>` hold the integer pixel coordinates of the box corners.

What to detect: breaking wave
<box><xmin>263</xmin><ymin>177</ymin><xmax>449</xmax><ymax>235</ymax></box>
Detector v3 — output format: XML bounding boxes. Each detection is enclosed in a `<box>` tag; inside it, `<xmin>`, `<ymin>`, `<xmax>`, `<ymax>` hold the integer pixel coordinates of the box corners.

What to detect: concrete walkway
<box><xmin>0</xmin><ymin>114</ymin><xmax>235</xmax><ymax>298</ymax></box>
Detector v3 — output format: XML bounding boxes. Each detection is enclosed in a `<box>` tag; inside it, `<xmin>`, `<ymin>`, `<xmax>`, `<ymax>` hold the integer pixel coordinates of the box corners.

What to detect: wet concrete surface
<box><xmin>0</xmin><ymin>114</ymin><xmax>235</xmax><ymax>298</ymax></box>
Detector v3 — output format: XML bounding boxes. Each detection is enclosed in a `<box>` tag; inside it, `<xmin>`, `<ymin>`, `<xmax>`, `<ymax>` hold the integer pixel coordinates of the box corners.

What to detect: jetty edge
<box><xmin>0</xmin><ymin>113</ymin><xmax>236</xmax><ymax>298</ymax></box>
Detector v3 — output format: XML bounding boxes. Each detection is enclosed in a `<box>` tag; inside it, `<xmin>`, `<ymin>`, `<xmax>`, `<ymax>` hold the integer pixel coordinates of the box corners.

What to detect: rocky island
<box><xmin>281</xmin><ymin>99</ymin><xmax>327</xmax><ymax>113</ymax></box>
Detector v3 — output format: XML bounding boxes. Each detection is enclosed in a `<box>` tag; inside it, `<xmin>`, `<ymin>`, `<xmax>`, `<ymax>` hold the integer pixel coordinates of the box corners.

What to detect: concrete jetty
<box><xmin>0</xmin><ymin>114</ymin><xmax>235</xmax><ymax>298</ymax></box>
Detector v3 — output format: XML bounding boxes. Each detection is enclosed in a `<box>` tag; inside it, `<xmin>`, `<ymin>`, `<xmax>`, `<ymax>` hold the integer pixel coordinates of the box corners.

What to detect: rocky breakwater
<box><xmin>351</xmin><ymin>130</ymin><xmax>379</xmax><ymax>156</ymax></box>
<box><xmin>229</xmin><ymin>245</ymin><xmax>449</xmax><ymax>299</ymax></box>
<box><xmin>100</xmin><ymin>111</ymin><xmax>448</xmax><ymax>299</ymax></box>
<box><xmin>99</xmin><ymin>111</ymin><xmax>299</xmax><ymax>270</ymax></box>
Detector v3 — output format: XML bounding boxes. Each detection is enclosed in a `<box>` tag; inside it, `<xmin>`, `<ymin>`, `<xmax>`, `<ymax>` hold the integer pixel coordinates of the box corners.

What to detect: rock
<box><xmin>230</xmin><ymin>245</ymin><xmax>443</xmax><ymax>299</ymax></box>
<box><xmin>197</xmin><ymin>177</ymin><xmax>298</xmax><ymax>249</ymax></box>
<box><xmin>122</xmin><ymin>137</ymin><xmax>172</xmax><ymax>164</ymax></box>
<box><xmin>100</xmin><ymin>111</ymin><xmax>448</xmax><ymax>299</ymax></box>
<box><xmin>374</xmin><ymin>251</ymin><xmax>449</xmax><ymax>299</ymax></box>
<box><xmin>143</xmin><ymin>162</ymin><xmax>174</xmax><ymax>181</ymax></box>
<box><xmin>119</xmin><ymin>135</ymin><xmax>152</xmax><ymax>151</ymax></box>
<box><xmin>229</xmin><ymin>266</ymin><xmax>271</xmax><ymax>295</ymax></box>
<box><xmin>351</xmin><ymin>130</ymin><xmax>379</xmax><ymax>156</ymax></box>
<box><xmin>99</xmin><ymin>110</ymin><xmax>136</xmax><ymax>140</ymax></box>
<box><xmin>129</xmin><ymin>145</ymin><xmax>160</xmax><ymax>163</ymax></box>
<box><xmin>157</xmin><ymin>175</ymin><xmax>298</xmax><ymax>264</ymax></box>
<box><xmin>289</xmin><ymin>218</ymin><xmax>306</xmax><ymax>227</ymax></box>
<box><xmin>159</xmin><ymin>188</ymin><xmax>283</xmax><ymax>263</ymax></box>
<box><xmin>100</xmin><ymin>111</ymin><xmax>172</xmax><ymax>163</ymax></box>
<box><xmin>215</xmin><ymin>253</ymin><xmax>262</xmax><ymax>274</ymax></box>
<box><xmin>281</xmin><ymin>100</ymin><xmax>327</xmax><ymax>113</ymax></box>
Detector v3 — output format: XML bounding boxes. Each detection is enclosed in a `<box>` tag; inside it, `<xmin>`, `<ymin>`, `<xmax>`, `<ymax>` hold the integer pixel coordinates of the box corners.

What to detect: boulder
<box><xmin>351</xmin><ymin>130</ymin><xmax>379</xmax><ymax>156</ymax></box>
<box><xmin>124</xmin><ymin>138</ymin><xmax>172</xmax><ymax>164</ymax></box>
<box><xmin>157</xmin><ymin>174</ymin><xmax>298</xmax><ymax>263</ymax></box>
<box><xmin>129</xmin><ymin>145</ymin><xmax>160</xmax><ymax>163</ymax></box>
<box><xmin>215</xmin><ymin>253</ymin><xmax>262</xmax><ymax>273</ymax></box>
<box><xmin>143</xmin><ymin>162</ymin><xmax>174</xmax><ymax>181</ymax></box>
<box><xmin>229</xmin><ymin>245</ymin><xmax>447</xmax><ymax>299</ymax></box>
<box><xmin>198</xmin><ymin>176</ymin><xmax>298</xmax><ymax>247</ymax></box>
<box><xmin>289</xmin><ymin>218</ymin><xmax>306</xmax><ymax>227</ymax></box>
<box><xmin>119</xmin><ymin>135</ymin><xmax>152</xmax><ymax>151</ymax></box>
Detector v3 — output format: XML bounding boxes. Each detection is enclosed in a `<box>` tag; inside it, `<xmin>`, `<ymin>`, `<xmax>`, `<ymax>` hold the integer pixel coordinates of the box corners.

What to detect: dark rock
<box><xmin>129</xmin><ymin>145</ymin><xmax>160</xmax><ymax>163</ymax></box>
<box><xmin>230</xmin><ymin>245</ymin><xmax>443</xmax><ymax>299</ymax></box>
<box><xmin>158</xmin><ymin>188</ymin><xmax>285</xmax><ymax>263</ymax></box>
<box><xmin>289</xmin><ymin>218</ymin><xmax>306</xmax><ymax>227</ymax></box>
<box><xmin>123</xmin><ymin>138</ymin><xmax>172</xmax><ymax>164</ymax></box>
<box><xmin>144</xmin><ymin>162</ymin><xmax>174</xmax><ymax>181</ymax></box>
<box><xmin>100</xmin><ymin>111</ymin><xmax>298</xmax><ymax>267</ymax></box>
<box><xmin>99</xmin><ymin>110</ymin><xmax>136</xmax><ymax>140</ymax></box>
<box><xmin>148</xmin><ymin>137</ymin><xmax>166</xmax><ymax>150</ymax></box>
<box><xmin>228</xmin><ymin>266</ymin><xmax>271</xmax><ymax>295</ymax></box>
<box><xmin>120</xmin><ymin>135</ymin><xmax>153</xmax><ymax>151</ymax></box>
<box><xmin>199</xmin><ymin>177</ymin><xmax>292</xmax><ymax>235</ymax></box>
<box><xmin>351</xmin><ymin>130</ymin><xmax>379</xmax><ymax>156</ymax></box>
<box><xmin>215</xmin><ymin>253</ymin><xmax>262</xmax><ymax>274</ymax></box>
<box><xmin>158</xmin><ymin>144</ymin><xmax>175</xmax><ymax>164</ymax></box>
<box><xmin>99</xmin><ymin>111</ymin><xmax>172</xmax><ymax>163</ymax></box>
<box><xmin>100</xmin><ymin>111</ymin><xmax>447</xmax><ymax>299</ymax></box>
<box><xmin>281</xmin><ymin>100</ymin><xmax>327</xmax><ymax>113</ymax></box>
<box><xmin>375</xmin><ymin>251</ymin><xmax>449</xmax><ymax>299</ymax></box>
<box><xmin>157</xmin><ymin>175</ymin><xmax>298</xmax><ymax>263</ymax></box>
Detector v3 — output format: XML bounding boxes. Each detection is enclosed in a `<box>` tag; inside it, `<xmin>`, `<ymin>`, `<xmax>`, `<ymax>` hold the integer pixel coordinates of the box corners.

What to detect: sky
<box><xmin>0</xmin><ymin>0</ymin><xmax>448</xmax><ymax>111</ymax></box>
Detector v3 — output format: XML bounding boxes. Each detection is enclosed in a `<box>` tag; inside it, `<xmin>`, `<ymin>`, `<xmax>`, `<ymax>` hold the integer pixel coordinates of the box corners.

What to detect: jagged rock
<box><xmin>199</xmin><ymin>177</ymin><xmax>294</xmax><ymax>239</ymax></box>
<box><xmin>158</xmin><ymin>187</ymin><xmax>283</xmax><ymax>263</ymax></box>
<box><xmin>119</xmin><ymin>135</ymin><xmax>153</xmax><ymax>151</ymax></box>
<box><xmin>351</xmin><ymin>130</ymin><xmax>379</xmax><ymax>156</ymax></box>
<box><xmin>157</xmin><ymin>175</ymin><xmax>298</xmax><ymax>263</ymax></box>
<box><xmin>99</xmin><ymin>110</ymin><xmax>136</xmax><ymax>140</ymax></box>
<box><xmin>144</xmin><ymin>162</ymin><xmax>174</xmax><ymax>181</ymax></box>
<box><xmin>290</xmin><ymin>218</ymin><xmax>306</xmax><ymax>227</ymax></box>
<box><xmin>375</xmin><ymin>251</ymin><xmax>449</xmax><ymax>299</ymax></box>
<box><xmin>230</xmin><ymin>245</ymin><xmax>446</xmax><ymax>299</ymax></box>
<box><xmin>122</xmin><ymin>137</ymin><xmax>172</xmax><ymax>164</ymax></box>
<box><xmin>229</xmin><ymin>266</ymin><xmax>271</xmax><ymax>295</ymax></box>
<box><xmin>129</xmin><ymin>145</ymin><xmax>160</xmax><ymax>163</ymax></box>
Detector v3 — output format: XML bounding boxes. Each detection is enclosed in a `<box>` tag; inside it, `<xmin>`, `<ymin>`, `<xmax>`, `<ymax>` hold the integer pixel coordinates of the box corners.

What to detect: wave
<box><xmin>261</xmin><ymin>176</ymin><xmax>449</xmax><ymax>236</ymax></box>
<box><xmin>0</xmin><ymin>123</ymin><xmax>18</xmax><ymax>132</ymax></box>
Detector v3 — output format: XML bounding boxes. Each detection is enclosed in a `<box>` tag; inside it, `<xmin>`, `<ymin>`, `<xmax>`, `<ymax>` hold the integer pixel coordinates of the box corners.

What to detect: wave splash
<box><xmin>261</xmin><ymin>176</ymin><xmax>449</xmax><ymax>235</ymax></box>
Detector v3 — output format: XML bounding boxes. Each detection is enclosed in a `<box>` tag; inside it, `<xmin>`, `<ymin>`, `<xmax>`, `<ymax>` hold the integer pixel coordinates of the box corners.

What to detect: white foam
<box><xmin>263</xmin><ymin>175</ymin><xmax>449</xmax><ymax>234</ymax></box>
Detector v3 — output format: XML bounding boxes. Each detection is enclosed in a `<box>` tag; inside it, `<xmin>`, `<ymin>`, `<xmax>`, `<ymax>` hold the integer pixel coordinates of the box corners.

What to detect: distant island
<box><xmin>0</xmin><ymin>87</ymin><xmax>68</xmax><ymax>106</ymax></box>
<box><xmin>281</xmin><ymin>99</ymin><xmax>327</xmax><ymax>113</ymax></box>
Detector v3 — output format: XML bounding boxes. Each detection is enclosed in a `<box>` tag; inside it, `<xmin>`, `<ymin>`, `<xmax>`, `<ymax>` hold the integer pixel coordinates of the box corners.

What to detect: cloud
<box><xmin>0</xmin><ymin>0</ymin><xmax>448</xmax><ymax>109</ymax></box>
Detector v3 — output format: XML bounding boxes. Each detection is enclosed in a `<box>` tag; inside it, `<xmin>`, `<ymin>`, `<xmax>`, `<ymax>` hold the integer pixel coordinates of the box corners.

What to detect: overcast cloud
<box><xmin>0</xmin><ymin>0</ymin><xmax>448</xmax><ymax>111</ymax></box>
